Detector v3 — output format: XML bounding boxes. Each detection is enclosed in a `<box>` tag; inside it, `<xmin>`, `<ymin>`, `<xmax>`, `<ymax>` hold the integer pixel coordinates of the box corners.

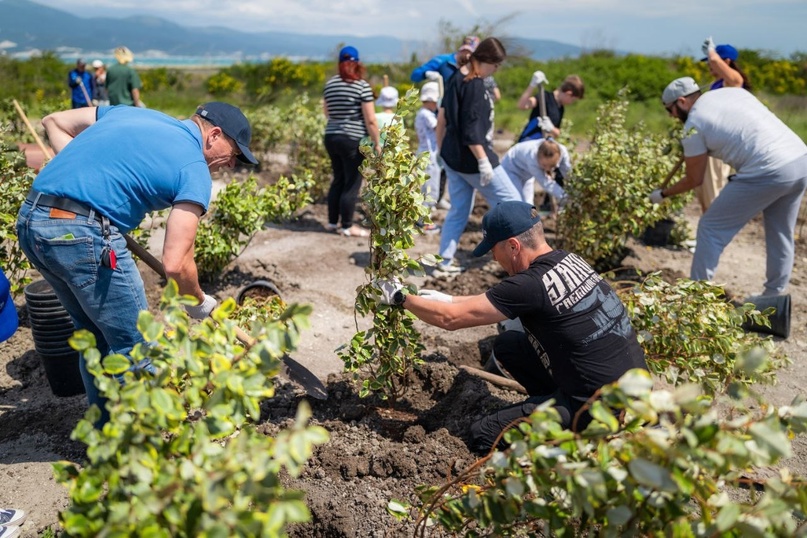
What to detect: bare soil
<box><xmin>3</xmin><ymin>164</ymin><xmax>807</xmax><ymax>537</ymax></box>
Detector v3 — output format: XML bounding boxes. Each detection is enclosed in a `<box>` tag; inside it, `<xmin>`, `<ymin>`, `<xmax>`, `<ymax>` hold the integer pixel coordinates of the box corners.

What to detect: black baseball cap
<box><xmin>195</xmin><ymin>102</ymin><xmax>258</xmax><ymax>165</ymax></box>
<box><xmin>473</xmin><ymin>201</ymin><xmax>542</xmax><ymax>257</ymax></box>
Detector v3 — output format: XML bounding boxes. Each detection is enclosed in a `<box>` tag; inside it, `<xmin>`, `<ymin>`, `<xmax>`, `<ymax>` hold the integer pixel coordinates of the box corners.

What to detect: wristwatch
<box><xmin>393</xmin><ymin>289</ymin><xmax>407</xmax><ymax>306</ymax></box>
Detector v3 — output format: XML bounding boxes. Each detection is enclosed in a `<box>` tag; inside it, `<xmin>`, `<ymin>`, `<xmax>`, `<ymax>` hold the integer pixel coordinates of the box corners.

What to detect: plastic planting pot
<box><xmin>742</xmin><ymin>294</ymin><xmax>791</xmax><ymax>339</ymax></box>
<box><xmin>641</xmin><ymin>218</ymin><xmax>676</xmax><ymax>247</ymax></box>
<box><xmin>236</xmin><ymin>280</ymin><xmax>282</xmax><ymax>305</ymax></box>
<box><xmin>40</xmin><ymin>351</ymin><xmax>85</xmax><ymax>397</ymax></box>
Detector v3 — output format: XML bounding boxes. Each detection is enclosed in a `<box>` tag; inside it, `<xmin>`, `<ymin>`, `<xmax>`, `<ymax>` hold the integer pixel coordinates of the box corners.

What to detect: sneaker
<box><xmin>436</xmin><ymin>199</ymin><xmax>451</xmax><ymax>210</ymax></box>
<box><xmin>324</xmin><ymin>223</ymin><xmax>339</xmax><ymax>233</ymax></box>
<box><xmin>417</xmin><ymin>223</ymin><xmax>441</xmax><ymax>235</ymax></box>
<box><xmin>433</xmin><ymin>262</ymin><xmax>463</xmax><ymax>277</ymax></box>
<box><xmin>0</xmin><ymin>510</ymin><xmax>25</xmax><ymax>527</ymax></box>
<box><xmin>0</xmin><ymin>526</ymin><xmax>20</xmax><ymax>538</ymax></box>
<box><xmin>339</xmin><ymin>225</ymin><xmax>369</xmax><ymax>237</ymax></box>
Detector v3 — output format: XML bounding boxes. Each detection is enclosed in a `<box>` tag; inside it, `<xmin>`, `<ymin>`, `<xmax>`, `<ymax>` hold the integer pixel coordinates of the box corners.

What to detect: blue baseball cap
<box><xmin>701</xmin><ymin>44</ymin><xmax>738</xmax><ymax>62</ymax></box>
<box><xmin>473</xmin><ymin>201</ymin><xmax>542</xmax><ymax>257</ymax></box>
<box><xmin>195</xmin><ymin>102</ymin><xmax>259</xmax><ymax>166</ymax></box>
<box><xmin>0</xmin><ymin>269</ymin><xmax>19</xmax><ymax>342</ymax></box>
<box><xmin>339</xmin><ymin>46</ymin><xmax>359</xmax><ymax>63</ymax></box>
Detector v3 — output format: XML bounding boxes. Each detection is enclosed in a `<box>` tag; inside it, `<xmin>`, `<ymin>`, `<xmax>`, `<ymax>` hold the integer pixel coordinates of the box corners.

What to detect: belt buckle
<box><xmin>49</xmin><ymin>208</ymin><xmax>77</xmax><ymax>219</ymax></box>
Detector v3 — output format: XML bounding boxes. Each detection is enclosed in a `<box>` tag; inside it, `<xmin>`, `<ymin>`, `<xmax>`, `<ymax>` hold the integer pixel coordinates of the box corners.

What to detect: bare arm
<box><xmin>323</xmin><ymin>100</ymin><xmax>329</xmax><ymax>119</ymax></box>
<box><xmin>517</xmin><ymin>84</ymin><xmax>538</xmax><ymax>110</ymax></box>
<box><xmin>662</xmin><ymin>153</ymin><xmax>709</xmax><ymax>197</ymax></box>
<box><xmin>41</xmin><ymin>107</ymin><xmax>97</xmax><ymax>154</ymax></box>
<box><xmin>707</xmin><ymin>51</ymin><xmax>744</xmax><ymax>88</ymax></box>
<box><xmin>162</xmin><ymin>202</ymin><xmax>205</xmax><ymax>301</ymax></box>
<box><xmin>468</xmin><ymin>144</ymin><xmax>487</xmax><ymax>161</ymax></box>
<box><xmin>361</xmin><ymin>100</ymin><xmax>381</xmax><ymax>152</ymax></box>
<box><xmin>403</xmin><ymin>292</ymin><xmax>507</xmax><ymax>331</ymax></box>
<box><xmin>131</xmin><ymin>88</ymin><xmax>141</xmax><ymax>107</ymax></box>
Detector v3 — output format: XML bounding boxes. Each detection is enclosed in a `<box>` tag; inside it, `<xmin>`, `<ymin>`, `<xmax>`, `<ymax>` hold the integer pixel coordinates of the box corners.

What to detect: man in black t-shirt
<box><xmin>377</xmin><ymin>201</ymin><xmax>647</xmax><ymax>452</ymax></box>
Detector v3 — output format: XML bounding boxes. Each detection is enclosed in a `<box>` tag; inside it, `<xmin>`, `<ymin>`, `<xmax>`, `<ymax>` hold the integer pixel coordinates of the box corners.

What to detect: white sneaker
<box><xmin>433</xmin><ymin>263</ymin><xmax>463</xmax><ymax>277</ymax></box>
<box><xmin>0</xmin><ymin>526</ymin><xmax>21</xmax><ymax>538</ymax></box>
<box><xmin>0</xmin><ymin>510</ymin><xmax>25</xmax><ymax>527</ymax></box>
<box><xmin>436</xmin><ymin>199</ymin><xmax>451</xmax><ymax>210</ymax></box>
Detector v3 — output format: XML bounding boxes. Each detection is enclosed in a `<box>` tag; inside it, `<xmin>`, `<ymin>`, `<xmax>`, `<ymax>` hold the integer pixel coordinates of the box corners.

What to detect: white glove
<box><xmin>419</xmin><ymin>289</ymin><xmax>453</xmax><ymax>303</ymax></box>
<box><xmin>530</xmin><ymin>70</ymin><xmax>548</xmax><ymax>87</ymax></box>
<box><xmin>540</xmin><ymin>116</ymin><xmax>555</xmax><ymax>134</ymax></box>
<box><xmin>425</xmin><ymin>70</ymin><xmax>440</xmax><ymax>81</ymax></box>
<box><xmin>702</xmin><ymin>36</ymin><xmax>716</xmax><ymax>57</ymax></box>
<box><xmin>477</xmin><ymin>157</ymin><xmax>494</xmax><ymax>187</ymax></box>
<box><xmin>648</xmin><ymin>188</ymin><xmax>665</xmax><ymax>204</ymax></box>
<box><xmin>185</xmin><ymin>294</ymin><xmax>218</xmax><ymax>319</ymax></box>
<box><xmin>374</xmin><ymin>278</ymin><xmax>404</xmax><ymax>305</ymax></box>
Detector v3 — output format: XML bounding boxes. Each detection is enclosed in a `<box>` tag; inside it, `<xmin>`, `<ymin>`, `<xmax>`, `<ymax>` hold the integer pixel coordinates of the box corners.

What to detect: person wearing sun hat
<box><xmin>106</xmin><ymin>46</ymin><xmax>143</xmax><ymax>106</ymax></box>
<box><xmin>649</xmin><ymin>76</ymin><xmax>807</xmax><ymax>297</ymax></box>
<box><xmin>322</xmin><ymin>45</ymin><xmax>380</xmax><ymax>237</ymax></box>
<box><xmin>375</xmin><ymin>85</ymin><xmax>399</xmax><ymax>130</ymax></box>
<box><xmin>16</xmin><ymin>100</ymin><xmax>258</xmax><ymax>425</ymax></box>
<box><xmin>375</xmin><ymin>200</ymin><xmax>646</xmax><ymax>451</ymax></box>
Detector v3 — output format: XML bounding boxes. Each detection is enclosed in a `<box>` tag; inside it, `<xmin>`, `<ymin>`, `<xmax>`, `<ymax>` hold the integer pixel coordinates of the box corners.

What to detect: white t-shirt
<box><xmin>414</xmin><ymin>107</ymin><xmax>438</xmax><ymax>154</ymax></box>
<box><xmin>683</xmin><ymin>88</ymin><xmax>807</xmax><ymax>181</ymax></box>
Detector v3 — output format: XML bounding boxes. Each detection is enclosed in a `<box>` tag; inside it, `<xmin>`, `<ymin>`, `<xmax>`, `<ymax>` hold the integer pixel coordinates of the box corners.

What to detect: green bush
<box><xmin>54</xmin><ymin>283</ymin><xmax>328</xmax><ymax>536</ymax></box>
<box><xmin>557</xmin><ymin>91</ymin><xmax>690</xmax><ymax>268</ymax></box>
<box><xmin>0</xmin><ymin>134</ymin><xmax>35</xmax><ymax>295</ymax></box>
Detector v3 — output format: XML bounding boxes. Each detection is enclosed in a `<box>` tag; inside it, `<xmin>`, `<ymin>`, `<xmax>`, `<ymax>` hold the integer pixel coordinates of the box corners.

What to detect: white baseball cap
<box><xmin>420</xmin><ymin>82</ymin><xmax>439</xmax><ymax>103</ymax></box>
<box><xmin>662</xmin><ymin>77</ymin><xmax>701</xmax><ymax>106</ymax></box>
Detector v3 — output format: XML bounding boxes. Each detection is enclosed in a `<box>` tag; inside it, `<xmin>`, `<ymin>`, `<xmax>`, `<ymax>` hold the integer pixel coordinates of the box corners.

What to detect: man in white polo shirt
<box><xmin>649</xmin><ymin>76</ymin><xmax>807</xmax><ymax>296</ymax></box>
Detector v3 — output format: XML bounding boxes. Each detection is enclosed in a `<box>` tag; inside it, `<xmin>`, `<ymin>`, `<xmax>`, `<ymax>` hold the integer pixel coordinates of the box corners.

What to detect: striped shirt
<box><xmin>323</xmin><ymin>75</ymin><xmax>373</xmax><ymax>140</ymax></box>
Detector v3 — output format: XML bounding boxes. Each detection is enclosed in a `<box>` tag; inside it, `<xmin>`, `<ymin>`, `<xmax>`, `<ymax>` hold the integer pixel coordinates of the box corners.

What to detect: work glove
<box><xmin>540</xmin><ymin>116</ymin><xmax>556</xmax><ymax>134</ymax></box>
<box><xmin>702</xmin><ymin>36</ymin><xmax>716</xmax><ymax>57</ymax></box>
<box><xmin>374</xmin><ymin>278</ymin><xmax>405</xmax><ymax>306</ymax></box>
<box><xmin>425</xmin><ymin>70</ymin><xmax>441</xmax><ymax>81</ymax></box>
<box><xmin>648</xmin><ymin>188</ymin><xmax>665</xmax><ymax>204</ymax></box>
<box><xmin>185</xmin><ymin>293</ymin><xmax>218</xmax><ymax>319</ymax></box>
<box><xmin>419</xmin><ymin>289</ymin><xmax>453</xmax><ymax>303</ymax></box>
<box><xmin>477</xmin><ymin>157</ymin><xmax>494</xmax><ymax>187</ymax></box>
<box><xmin>529</xmin><ymin>70</ymin><xmax>548</xmax><ymax>87</ymax></box>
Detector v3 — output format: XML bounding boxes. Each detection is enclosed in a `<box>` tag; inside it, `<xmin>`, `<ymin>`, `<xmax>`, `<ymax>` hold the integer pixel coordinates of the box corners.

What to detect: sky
<box><xmin>31</xmin><ymin>0</ymin><xmax>807</xmax><ymax>58</ymax></box>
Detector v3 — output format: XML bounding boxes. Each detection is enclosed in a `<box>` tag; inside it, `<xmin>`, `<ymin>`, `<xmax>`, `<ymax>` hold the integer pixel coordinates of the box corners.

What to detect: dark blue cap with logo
<box><xmin>195</xmin><ymin>102</ymin><xmax>259</xmax><ymax>165</ymax></box>
<box><xmin>473</xmin><ymin>201</ymin><xmax>542</xmax><ymax>257</ymax></box>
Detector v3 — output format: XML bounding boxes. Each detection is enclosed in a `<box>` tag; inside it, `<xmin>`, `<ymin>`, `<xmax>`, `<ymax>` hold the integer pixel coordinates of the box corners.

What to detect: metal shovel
<box><xmin>123</xmin><ymin>234</ymin><xmax>328</xmax><ymax>400</ymax></box>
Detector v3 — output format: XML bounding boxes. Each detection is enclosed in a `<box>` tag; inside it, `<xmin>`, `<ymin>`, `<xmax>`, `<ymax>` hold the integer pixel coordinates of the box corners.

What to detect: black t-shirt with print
<box><xmin>486</xmin><ymin>249</ymin><xmax>646</xmax><ymax>402</ymax></box>
<box><xmin>440</xmin><ymin>72</ymin><xmax>499</xmax><ymax>174</ymax></box>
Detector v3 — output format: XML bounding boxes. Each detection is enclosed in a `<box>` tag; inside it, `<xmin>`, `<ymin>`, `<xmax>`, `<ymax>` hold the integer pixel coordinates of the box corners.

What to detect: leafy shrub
<box><xmin>621</xmin><ymin>274</ymin><xmax>789</xmax><ymax>396</ymax></box>
<box><xmin>54</xmin><ymin>283</ymin><xmax>328</xmax><ymax>536</ymax></box>
<box><xmin>557</xmin><ymin>91</ymin><xmax>690</xmax><ymax>268</ymax></box>
<box><xmin>417</xmin><ymin>368</ymin><xmax>807</xmax><ymax>536</ymax></box>
<box><xmin>0</xmin><ymin>133</ymin><xmax>35</xmax><ymax>295</ymax></box>
<box><xmin>338</xmin><ymin>89</ymin><xmax>435</xmax><ymax>402</ymax></box>
<box><xmin>205</xmin><ymin>71</ymin><xmax>243</xmax><ymax>96</ymax></box>
<box><xmin>139</xmin><ymin>67</ymin><xmax>187</xmax><ymax>92</ymax></box>
<box><xmin>193</xmin><ymin>173</ymin><xmax>313</xmax><ymax>278</ymax></box>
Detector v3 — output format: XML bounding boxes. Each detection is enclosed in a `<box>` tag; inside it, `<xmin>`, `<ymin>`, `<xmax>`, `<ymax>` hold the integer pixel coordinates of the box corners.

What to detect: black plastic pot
<box><xmin>236</xmin><ymin>280</ymin><xmax>282</xmax><ymax>305</ymax></box>
<box><xmin>641</xmin><ymin>218</ymin><xmax>676</xmax><ymax>247</ymax></box>
<box><xmin>40</xmin><ymin>351</ymin><xmax>85</xmax><ymax>397</ymax></box>
<box><xmin>742</xmin><ymin>294</ymin><xmax>791</xmax><ymax>339</ymax></box>
<box><xmin>23</xmin><ymin>279</ymin><xmax>85</xmax><ymax>397</ymax></box>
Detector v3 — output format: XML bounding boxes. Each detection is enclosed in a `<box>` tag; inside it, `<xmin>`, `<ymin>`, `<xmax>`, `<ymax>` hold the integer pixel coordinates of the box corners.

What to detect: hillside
<box><xmin>0</xmin><ymin>0</ymin><xmax>584</xmax><ymax>63</ymax></box>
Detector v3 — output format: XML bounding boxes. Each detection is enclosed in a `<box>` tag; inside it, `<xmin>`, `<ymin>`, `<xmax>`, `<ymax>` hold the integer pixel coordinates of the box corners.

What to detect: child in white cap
<box><xmin>414</xmin><ymin>82</ymin><xmax>442</xmax><ymax>232</ymax></box>
<box><xmin>375</xmin><ymin>86</ymin><xmax>399</xmax><ymax>130</ymax></box>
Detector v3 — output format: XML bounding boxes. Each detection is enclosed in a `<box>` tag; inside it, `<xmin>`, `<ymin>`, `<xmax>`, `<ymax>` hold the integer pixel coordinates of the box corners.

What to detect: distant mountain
<box><xmin>0</xmin><ymin>0</ymin><xmax>585</xmax><ymax>63</ymax></box>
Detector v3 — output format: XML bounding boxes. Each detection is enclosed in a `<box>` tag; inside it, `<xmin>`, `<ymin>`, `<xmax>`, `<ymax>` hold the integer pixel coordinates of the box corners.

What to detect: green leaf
<box><xmin>102</xmin><ymin>353</ymin><xmax>132</xmax><ymax>375</ymax></box>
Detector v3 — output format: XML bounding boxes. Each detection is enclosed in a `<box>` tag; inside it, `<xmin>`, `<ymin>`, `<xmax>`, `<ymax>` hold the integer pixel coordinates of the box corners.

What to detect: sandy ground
<box><xmin>2</xmin><ymin>173</ymin><xmax>807</xmax><ymax>535</ymax></box>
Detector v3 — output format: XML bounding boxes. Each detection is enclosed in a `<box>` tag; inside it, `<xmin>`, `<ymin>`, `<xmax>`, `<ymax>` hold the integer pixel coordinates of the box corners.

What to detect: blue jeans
<box><xmin>438</xmin><ymin>164</ymin><xmax>521</xmax><ymax>264</ymax></box>
<box><xmin>17</xmin><ymin>199</ymin><xmax>149</xmax><ymax>424</ymax></box>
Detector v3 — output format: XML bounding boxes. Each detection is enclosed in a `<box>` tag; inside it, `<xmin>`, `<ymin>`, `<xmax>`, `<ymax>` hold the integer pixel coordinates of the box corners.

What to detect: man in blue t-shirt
<box><xmin>16</xmin><ymin>102</ymin><xmax>258</xmax><ymax>423</ymax></box>
<box><xmin>67</xmin><ymin>59</ymin><xmax>95</xmax><ymax>109</ymax></box>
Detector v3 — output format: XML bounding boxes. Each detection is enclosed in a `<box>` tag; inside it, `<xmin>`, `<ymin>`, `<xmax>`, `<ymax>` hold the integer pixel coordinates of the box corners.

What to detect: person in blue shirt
<box><xmin>67</xmin><ymin>59</ymin><xmax>95</xmax><ymax>109</ymax></box>
<box><xmin>16</xmin><ymin>102</ymin><xmax>258</xmax><ymax>424</ymax></box>
<box><xmin>410</xmin><ymin>36</ymin><xmax>479</xmax><ymax>84</ymax></box>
